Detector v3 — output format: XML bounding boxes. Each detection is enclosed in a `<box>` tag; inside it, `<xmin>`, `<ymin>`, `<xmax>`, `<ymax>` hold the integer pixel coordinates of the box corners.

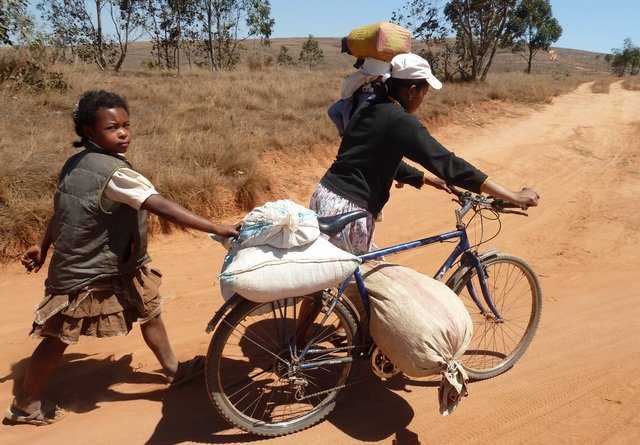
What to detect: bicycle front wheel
<box><xmin>205</xmin><ymin>294</ymin><xmax>358</xmax><ymax>437</ymax></box>
<box><xmin>449</xmin><ymin>254</ymin><xmax>542</xmax><ymax>380</ymax></box>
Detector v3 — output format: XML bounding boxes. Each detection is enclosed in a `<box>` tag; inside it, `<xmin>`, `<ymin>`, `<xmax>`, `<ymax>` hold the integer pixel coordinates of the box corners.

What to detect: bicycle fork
<box><xmin>464</xmin><ymin>251</ymin><xmax>504</xmax><ymax>322</ymax></box>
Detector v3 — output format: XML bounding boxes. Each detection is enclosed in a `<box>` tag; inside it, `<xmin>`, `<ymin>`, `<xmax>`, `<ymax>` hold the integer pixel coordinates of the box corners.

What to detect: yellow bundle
<box><xmin>346</xmin><ymin>22</ymin><xmax>412</xmax><ymax>62</ymax></box>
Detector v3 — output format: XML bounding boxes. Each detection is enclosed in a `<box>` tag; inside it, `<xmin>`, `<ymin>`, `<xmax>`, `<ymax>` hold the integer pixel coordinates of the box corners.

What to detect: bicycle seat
<box><xmin>317</xmin><ymin>210</ymin><xmax>369</xmax><ymax>236</ymax></box>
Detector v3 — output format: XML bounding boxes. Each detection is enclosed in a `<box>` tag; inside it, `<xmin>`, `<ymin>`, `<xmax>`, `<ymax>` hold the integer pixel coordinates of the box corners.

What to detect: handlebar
<box><xmin>449</xmin><ymin>186</ymin><xmax>528</xmax><ymax>225</ymax></box>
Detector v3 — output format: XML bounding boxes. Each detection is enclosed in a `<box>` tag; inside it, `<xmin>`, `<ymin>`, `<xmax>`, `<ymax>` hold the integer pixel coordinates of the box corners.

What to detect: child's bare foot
<box><xmin>169</xmin><ymin>356</ymin><xmax>205</xmax><ymax>388</ymax></box>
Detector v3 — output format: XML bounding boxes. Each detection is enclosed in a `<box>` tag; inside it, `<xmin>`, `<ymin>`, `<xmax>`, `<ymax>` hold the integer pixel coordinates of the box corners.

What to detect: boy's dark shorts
<box><xmin>31</xmin><ymin>266</ymin><xmax>163</xmax><ymax>344</ymax></box>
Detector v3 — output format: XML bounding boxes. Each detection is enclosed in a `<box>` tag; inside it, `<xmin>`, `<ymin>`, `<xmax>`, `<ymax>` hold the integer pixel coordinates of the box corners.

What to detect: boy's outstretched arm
<box><xmin>142</xmin><ymin>194</ymin><xmax>239</xmax><ymax>237</ymax></box>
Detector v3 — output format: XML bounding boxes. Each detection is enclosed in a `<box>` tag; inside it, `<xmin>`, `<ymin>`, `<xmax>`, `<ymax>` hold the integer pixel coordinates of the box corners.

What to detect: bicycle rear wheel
<box><xmin>448</xmin><ymin>254</ymin><xmax>542</xmax><ymax>380</ymax></box>
<box><xmin>205</xmin><ymin>293</ymin><xmax>358</xmax><ymax>437</ymax></box>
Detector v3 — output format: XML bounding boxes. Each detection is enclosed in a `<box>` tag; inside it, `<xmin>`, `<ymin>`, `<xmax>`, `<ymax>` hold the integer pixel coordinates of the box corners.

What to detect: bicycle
<box><xmin>203</xmin><ymin>189</ymin><xmax>542</xmax><ymax>436</ymax></box>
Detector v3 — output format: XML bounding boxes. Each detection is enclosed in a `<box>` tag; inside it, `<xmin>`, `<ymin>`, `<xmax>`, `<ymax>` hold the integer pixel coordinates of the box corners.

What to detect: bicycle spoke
<box><xmin>456</xmin><ymin>257</ymin><xmax>539</xmax><ymax>376</ymax></box>
<box><xmin>212</xmin><ymin>295</ymin><xmax>355</xmax><ymax>428</ymax></box>
<box><xmin>222</xmin><ymin>318</ymin><xmax>290</xmax><ymax>367</ymax></box>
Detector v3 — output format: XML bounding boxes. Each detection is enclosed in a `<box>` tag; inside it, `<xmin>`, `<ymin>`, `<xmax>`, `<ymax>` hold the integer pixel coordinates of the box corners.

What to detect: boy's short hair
<box><xmin>73</xmin><ymin>90</ymin><xmax>129</xmax><ymax>147</ymax></box>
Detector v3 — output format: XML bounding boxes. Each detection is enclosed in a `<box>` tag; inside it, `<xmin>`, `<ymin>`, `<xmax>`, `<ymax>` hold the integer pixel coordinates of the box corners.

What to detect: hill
<box><xmin>122</xmin><ymin>37</ymin><xmax>610</xmax><ymax>75</ymax></box>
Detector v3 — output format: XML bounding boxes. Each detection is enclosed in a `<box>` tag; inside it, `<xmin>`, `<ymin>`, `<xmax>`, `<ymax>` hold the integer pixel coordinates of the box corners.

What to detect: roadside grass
<box><xmin>622</xmin><ymin>76</ymin><xmax>640</xmax><ymax>91</ymax></box>
<box><xmin>591</xmin><ymin>77</ymin><xmax>616</xmax><ymax>94</ymax></box>
<box><xmin>0</xmin><ymin>63</ymin><xmax>593</xmax><ymax>260</ymax></box>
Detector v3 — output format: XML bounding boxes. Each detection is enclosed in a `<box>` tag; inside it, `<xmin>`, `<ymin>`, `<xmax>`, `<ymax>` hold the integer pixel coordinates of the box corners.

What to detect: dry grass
<box><xmin>622</xmin><ymin>76</ymin><xmax>640</xmax><ymax>91</ymax></box>
<box><xmin>0</xmin><ymin>62</ymin><xmax>593</xmax><ymax>260</ymax></box>
<box><xmin>591</xmin><ymin>77</ymin><xmax>616</xmax><ymax>94</ymax></box>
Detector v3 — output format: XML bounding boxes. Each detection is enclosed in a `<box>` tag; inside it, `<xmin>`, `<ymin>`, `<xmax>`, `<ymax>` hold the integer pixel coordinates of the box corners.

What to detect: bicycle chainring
<box><xmin>370</xmin><ymin>346</ymin><xmax>401</xmax><ymax>380</ymax></box>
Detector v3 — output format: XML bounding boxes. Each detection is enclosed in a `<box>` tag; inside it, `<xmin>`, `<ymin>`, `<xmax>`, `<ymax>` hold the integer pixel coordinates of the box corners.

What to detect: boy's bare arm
<box><xmin>141</xmin><ymin>194</ymin><xmax>239</xmax><ymax>237</ymax></box>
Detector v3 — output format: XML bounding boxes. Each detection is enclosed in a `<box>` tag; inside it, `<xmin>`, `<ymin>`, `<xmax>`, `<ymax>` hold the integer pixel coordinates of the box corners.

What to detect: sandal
<box><xmin>4</xmin><ymin>399</ymin><xmax>65</xmax><ymax>426</ymax></box>
<box><xmin>170</xmin><ymin>355</ymin><xmax>205</xmax><ymax>388</ymax></box>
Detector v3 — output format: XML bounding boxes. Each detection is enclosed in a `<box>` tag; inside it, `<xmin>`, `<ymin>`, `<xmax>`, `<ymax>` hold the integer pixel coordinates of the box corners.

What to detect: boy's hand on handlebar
<box><xmin>511</xmin><ymin>187</ymin><xmax>540</xmax><ymax>209</ymax></box>
<box><xmin>423</xmin><ymin>175</ymin><xmax>452</xmax><ymax>194</ymax></box>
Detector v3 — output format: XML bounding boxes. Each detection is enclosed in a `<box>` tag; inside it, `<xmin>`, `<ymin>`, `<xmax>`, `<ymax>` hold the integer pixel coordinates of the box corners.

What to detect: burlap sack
<box><xmin>357</xmin><ymin>263</ymin><xmax>473</xmax><ymax>415</ymax></box>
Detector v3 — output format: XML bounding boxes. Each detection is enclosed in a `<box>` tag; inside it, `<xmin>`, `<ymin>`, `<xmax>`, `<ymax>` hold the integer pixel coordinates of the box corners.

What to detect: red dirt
<box><xmin>1</xmin><ymin>82</ymin><xmax>639</xmax><ymax>444</ymax></box>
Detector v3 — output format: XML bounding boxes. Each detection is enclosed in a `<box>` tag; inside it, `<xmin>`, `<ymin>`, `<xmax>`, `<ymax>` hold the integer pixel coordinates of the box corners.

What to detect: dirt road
<box><xmin>1</xmin><ymin>82</ymin><xmax>639</xmax><ymax>444</ymax></box>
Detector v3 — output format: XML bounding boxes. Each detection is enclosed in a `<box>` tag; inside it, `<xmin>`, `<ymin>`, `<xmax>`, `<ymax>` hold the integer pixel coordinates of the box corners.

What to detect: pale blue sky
<box><xmin>269</xmin><ymin>0</ymin><xmax>640</xmax><ymax>53</ymax></box>
<box><xmin>28</xmin><ymin>1</ymin><xmax>639</xmax><ymax>54</ymax></box>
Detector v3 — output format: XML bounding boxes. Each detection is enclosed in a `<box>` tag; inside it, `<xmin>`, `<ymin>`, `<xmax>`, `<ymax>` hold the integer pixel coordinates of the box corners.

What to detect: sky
<box><xmin>268</xmin><ymin>0</ymin><xmax>640</xmax><ymax>54</ymax></box>
<box><xmin>26</xmin><ymin>1</ymin><xmax>639</xmax><ymax>54</ymax></box>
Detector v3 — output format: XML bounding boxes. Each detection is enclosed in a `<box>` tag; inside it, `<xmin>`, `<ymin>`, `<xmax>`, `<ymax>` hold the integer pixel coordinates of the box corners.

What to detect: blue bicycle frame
<box><xmin>297</xmin><ymin>225</ymin><xmax>505</xmax><ymax>367</ymax></box>
<box><xmin>351</xmin><ymin>227</ymin><xmax>503</xmax><ymax>325</ymax></box>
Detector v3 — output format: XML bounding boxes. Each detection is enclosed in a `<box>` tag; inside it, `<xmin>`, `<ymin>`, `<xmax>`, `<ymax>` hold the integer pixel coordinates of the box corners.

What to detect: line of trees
<box><xmin>606</xmin><ymin>38</ymin><xmax>640</xmax><ymax>76</ymax></box>
<box><xmin>392</xmin><ymin>0</ymin><xmax>563</xmax><ymax>81</ymax></box>
<box><xmin>1</xmin><ymin>0</ymin><xmax>32</xmax><ymax>45</ymax></box>
<box><xmin>1</xmin><ymin>0</ymin><xmax>275</xmax><ymax>72</ymax></box>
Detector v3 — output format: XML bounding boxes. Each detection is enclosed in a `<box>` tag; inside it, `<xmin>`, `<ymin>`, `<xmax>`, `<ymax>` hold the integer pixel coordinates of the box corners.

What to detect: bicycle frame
<box><xmin>297</xmin><ymin>225</ymin><xmax>504</xmax><ymax>366</ymax></box>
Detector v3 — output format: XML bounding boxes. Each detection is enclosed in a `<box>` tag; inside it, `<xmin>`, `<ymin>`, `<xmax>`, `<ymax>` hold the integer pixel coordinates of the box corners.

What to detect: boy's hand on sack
<box><xmin>21</xmin><ymin>245</ymin><xmax>46</xmax><ymax>273</ymax></box>
<box><xmin>212</xmin><ymin>222</ymin><xmax>241</xmax><ymax>238</ymax></box>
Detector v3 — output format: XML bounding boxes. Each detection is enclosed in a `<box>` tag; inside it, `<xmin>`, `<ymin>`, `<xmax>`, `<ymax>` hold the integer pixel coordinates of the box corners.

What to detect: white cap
<box><xmin>390</xmin><ymin>53</ymin><xmax>442</xmax><ymax>90</ymax></box>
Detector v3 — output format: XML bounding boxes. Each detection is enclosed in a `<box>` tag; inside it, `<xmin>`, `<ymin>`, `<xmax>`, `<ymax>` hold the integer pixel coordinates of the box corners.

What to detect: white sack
<box><xmin>238</xmin><ymin>199</ymin><xmax>319</xmax><ymax>249</ymax></box>
<box><xmin>361</xmin><ymin>263</ymin><xmax>473</xmax><ymax>415</ymax></box>
<box><xmin>220</xmin><ymin>237</ymin><xmax>361</xmax><ymax>302</ymax></box>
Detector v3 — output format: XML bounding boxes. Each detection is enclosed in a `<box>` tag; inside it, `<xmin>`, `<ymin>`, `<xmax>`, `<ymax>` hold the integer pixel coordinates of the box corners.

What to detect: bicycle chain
<box><xmin>295</xmin><ymin>383</ymin><xmax>350</xmax><ymax>401</ymax></box>
<box><xmin>294</xmin><ymin>375</ymin><xmax>373</xmax><ymax>401</ymax></box>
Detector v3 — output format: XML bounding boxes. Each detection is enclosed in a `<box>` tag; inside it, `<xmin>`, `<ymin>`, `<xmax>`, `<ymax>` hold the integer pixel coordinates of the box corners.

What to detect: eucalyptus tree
<box><xmin>199</xmin><ymin>0</ymin><xmax>274</xmax><ymax>71</ymax></box>
<box><xmin>38</xmin><ymin>0</ymin><xmax>145</xmax><ymax>71</ymax></box>
<box><xmin>509</xmin><ymin>0</ymin><xmax>562</xmax><ymax>73</ymax></box>
<box><xmin>1</xmin><ymin>0</ymin><xmax>32</xmax><ymax>45</ymax></box>
<box><xmin>444</xmin><ymin>0</ymin><xmax>520</xmax><ymax>81</ymax></box>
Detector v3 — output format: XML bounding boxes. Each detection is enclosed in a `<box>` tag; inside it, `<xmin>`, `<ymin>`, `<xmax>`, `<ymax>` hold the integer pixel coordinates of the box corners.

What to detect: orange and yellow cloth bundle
<box><xmin>344</xmin><ymin>22</ymin><xmax>412</xmax><ymax>62</ymax></box>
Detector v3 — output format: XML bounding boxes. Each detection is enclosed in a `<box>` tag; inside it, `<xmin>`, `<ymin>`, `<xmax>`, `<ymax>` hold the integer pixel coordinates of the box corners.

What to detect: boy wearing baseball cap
<box><xmin>309</xmin><ymin>52</ymin><xmax>539</xmax><ymax>255</ymax></box>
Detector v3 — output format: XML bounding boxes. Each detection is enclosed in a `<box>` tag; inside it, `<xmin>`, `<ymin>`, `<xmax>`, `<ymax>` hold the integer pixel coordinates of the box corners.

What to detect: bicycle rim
<box><xmin>206</xmin><ymin>295</ymin><xmax>357</xmax><ymax>436</ymax></box>
<box><xmin>453</xmin><ymin>255</ymin><xmax>542</xmax><ymax>379</ymax></box>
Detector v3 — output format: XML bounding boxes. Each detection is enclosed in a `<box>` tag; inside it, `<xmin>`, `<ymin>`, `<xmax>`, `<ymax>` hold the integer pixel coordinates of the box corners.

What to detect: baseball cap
<box><xmin>390</xmin><ymin>53</ymin><xmax>443</xmax><ymax>90</ymax></box>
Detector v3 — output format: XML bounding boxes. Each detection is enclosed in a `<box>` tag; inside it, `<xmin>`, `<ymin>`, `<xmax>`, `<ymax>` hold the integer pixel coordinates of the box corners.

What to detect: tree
<box><xmin>609</xmin><ymin>38</ymin><xmax>640</xmax><ymax>76</ymax></box>
<box><xmin>38</xmin><ymin>0</ymin><xmax>145</xmax><ymax>71</ymax></box>
<box><xmin>391</xmin><ymin>0</ymin><xmax>452</xmax><ymax>79</ymax></box>
<box><xmin>145</xmin><ymin>0</ymin><xmax>174</xmax><ymax>68</ymax></box>
<box><xmin>1</xmin><ymin>0</ymin><xmax>32</xmax><ymax>45</ymax></box>
<box><xmin>298</xmin><ymin>35</ymin><xmax>323</xmax><ymax>68</ymax></box>
<box><xmin>444</xmin><ymin>0</ymin><xmax>519</xmax><ymax>81</ymax></box>
<box><xmin>144</xmin><ymin>0</ymin><xmax>200</xmax><ymax>72</ymax></box>
<box><xmin>110</xmin><ymin>0</ymin><xmax>147</xmax><ymax>71</ymax></box>
<box><xmin>509</xmin><ymin>0</ymin><xmax>562</xmax><ymax>73</ymax></box>
<box><xmin>276</xmin><ymin>45</ymin><xmax>294</xmax><ymax>66</ymax></box>
<box><xmin>200</xmin><ymin>0</ymin><xmax>274</xmax><ymax>71</ymax></box>
<box><xmin>622</xmin><ymin>38</ymin><xmax>640</xmax><ymax>76</ymax></box>
<box><xmin>631</xmin><ymin>49</ymin><xmax>640</xmax><ymax>76</ymax></box>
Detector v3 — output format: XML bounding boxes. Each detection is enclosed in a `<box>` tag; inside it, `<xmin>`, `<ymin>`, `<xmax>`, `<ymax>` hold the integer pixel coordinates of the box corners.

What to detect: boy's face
<box><xmin>405</xmin><ymin>83</ymin><xmax>429</xmax><ymax>114</ymax></box>
<box><xmin>85</xmin><ymin>107</ymin><xmax>131</xmax><ymax>154</ymax></box>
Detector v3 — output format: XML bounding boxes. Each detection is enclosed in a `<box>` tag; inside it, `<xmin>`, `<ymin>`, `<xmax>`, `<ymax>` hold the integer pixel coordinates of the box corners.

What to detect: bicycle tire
<box><xmin>205</xmin><ymin>294</ymin><xmax>358</xmax><ymax>437</ymax></box>
<box><xmin>448</xmin><ymin>254</ymin><xmax>542</xmax><ymax>380</ymax></box>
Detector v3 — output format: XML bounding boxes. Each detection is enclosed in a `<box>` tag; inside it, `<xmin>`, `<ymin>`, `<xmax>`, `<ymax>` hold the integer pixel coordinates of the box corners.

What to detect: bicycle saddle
<box><xmin>317</xmin><ymin>210</ymin><xmax>369</xmax><ymax>236</ymax></box>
